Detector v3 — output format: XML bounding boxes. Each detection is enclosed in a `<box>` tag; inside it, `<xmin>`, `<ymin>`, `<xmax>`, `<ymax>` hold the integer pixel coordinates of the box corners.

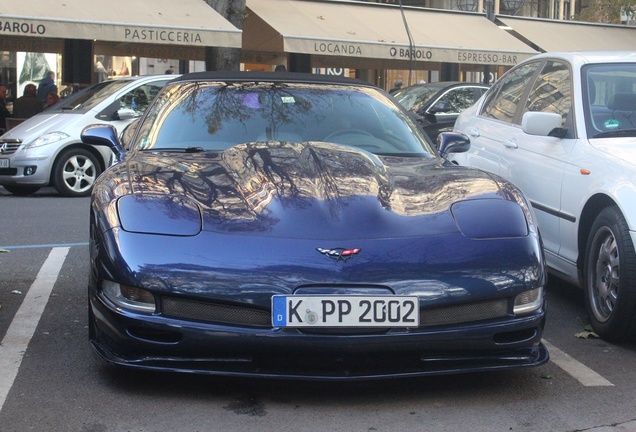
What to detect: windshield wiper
<box><xmin>149</xmin><ymin>147</ymin><xmax>207</xmax><ymax>153</ymax></box>
<box><xmin>593</xmin><ymin>129</ymin><xmax>636</xmax><ymax>138</ymax></box>
<box><xmin>185</xmin><ymin>146</ymin><xmax>205</xmax><ymax>153</ymax></box>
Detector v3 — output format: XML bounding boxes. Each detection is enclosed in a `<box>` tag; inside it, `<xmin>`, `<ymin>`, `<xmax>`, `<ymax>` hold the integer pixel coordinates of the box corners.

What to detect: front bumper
<box><xmin>0</xmin><ymin>153</ymin><xmax>52</xmax><ymax>186</ymax></box>
<box><xmin>89</xmin><ymin>291</ymin><xmax>549</xmax><ymax>380</ymax></box>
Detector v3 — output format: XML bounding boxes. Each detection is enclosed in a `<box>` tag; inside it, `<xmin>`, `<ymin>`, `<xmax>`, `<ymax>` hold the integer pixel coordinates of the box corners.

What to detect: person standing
<box><xmin>95</xmin><ymin>58</ymin><xmax>108</xmax><ymax>82</ymax></box>
<box><xmin>0</xmin><ymin>84</ymin><xmax>10</xmax><ymax>132</ymax></box>
<box><xmin>37</xmin><ymin>71</ymin><xmax>57</xmax><ymax>106</ymax></box>
<box><xmin>13</xmin><ymin>84</ymin><xmax>43</xmax><ymax>119</ymax></box>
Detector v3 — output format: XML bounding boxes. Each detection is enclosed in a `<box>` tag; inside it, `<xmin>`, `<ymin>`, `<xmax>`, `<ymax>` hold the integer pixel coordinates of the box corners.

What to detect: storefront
<box><xmin>0</xmin><ymin>0</ymin><xmax>241</xmax><ymax>101</ymax></box>
<box><xmin>4</xmin><ymin>0</ymin><xmax>636</xmax><ymax>102</ymax></box>
<box><xmin>242</xmin><ymin>0</ymin><xmax>538</xmax><ymax>89</ymax></box>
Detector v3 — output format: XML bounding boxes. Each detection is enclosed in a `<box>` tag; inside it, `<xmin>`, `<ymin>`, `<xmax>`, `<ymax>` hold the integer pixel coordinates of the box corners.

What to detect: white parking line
<box><xmin>543</xmin><ymin>339</ymin><xmax>614</xmax><ymax>386</ymax></box>
<box><xmin>0</xmin><ymin>247</ymin><xmax>69</xmax><ymax>411</ymax></box>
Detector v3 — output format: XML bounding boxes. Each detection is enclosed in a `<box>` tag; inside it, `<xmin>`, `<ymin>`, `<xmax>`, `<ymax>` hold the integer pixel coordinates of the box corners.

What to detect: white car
<box><xmin>0</xmin><ymin>75</ymin><xmax>175</xmax><ymax>197</ymax></box>
<box><xmin>451</xmin><ymin>51</ymin><xmax>636</xmax><ymax>342</ymax></box>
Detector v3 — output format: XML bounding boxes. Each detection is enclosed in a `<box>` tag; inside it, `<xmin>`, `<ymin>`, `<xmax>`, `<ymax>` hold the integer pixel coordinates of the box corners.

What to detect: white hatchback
<box><xmin>0</xmin><ymin>75</ymin><xmax>175</xmax><ymax>197</ymax></box>
<box><xmin>451</xmin><ymin>51</ymin><xmax>636</xmax><ymax>342</ymax></box>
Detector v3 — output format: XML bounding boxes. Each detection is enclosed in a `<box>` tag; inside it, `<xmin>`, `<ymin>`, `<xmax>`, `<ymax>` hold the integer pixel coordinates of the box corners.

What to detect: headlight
<box><xmin>101</xmin><ymin>280</ymin><xmax>156</xmax><ymax>313</ymax></box>
<box><xmin>451</xmin><ymin>199</ymin><xmax>529</xmax><ymax>239</ymax></box>
<box><xmin>513</xmin><ymin>287</ymin><xmax>543</xmax><ymax>315</ymax></box>
<box><xmin>24</xmin><ymin>132</ymin><xmax>70</xmax><ymax>150</ymax></box>
<box><xmin>117</xmin><ymin>194</ymin><xmax>202</xmax><ymax>235</ymax></box>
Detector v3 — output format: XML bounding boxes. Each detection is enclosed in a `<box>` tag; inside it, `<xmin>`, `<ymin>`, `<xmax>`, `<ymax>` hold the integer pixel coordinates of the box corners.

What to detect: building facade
<box><xmin>0</xmin><ymin>0</ymin><xmax>634</xmax><ymax>104</ymax></box>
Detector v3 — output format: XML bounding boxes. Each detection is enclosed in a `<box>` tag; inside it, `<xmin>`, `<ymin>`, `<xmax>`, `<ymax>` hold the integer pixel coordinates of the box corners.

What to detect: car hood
<box><xmin>2</xmin><ymin>112</ymin><xmax>88</xmax><ymax>142</ymax></box>
<box><xmin>590</xmin><ymin>137</ymin><xmax>636</xmax><ymax>166</ymax></box>
<box><xmin>99</xmin><ymin>141</ymin><xmax>517</xmax><ymax>240</ymax></box>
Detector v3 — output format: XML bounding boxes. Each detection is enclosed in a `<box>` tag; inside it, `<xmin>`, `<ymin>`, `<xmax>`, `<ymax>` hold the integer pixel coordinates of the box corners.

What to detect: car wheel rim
<box><xmin>590</xmin><ymin>226</ymin><xmax>620</xmax><ymax>323</ymax></box>
<box><xmin>62</xmin><ymin>155</ymin><xmax>97</xmax><ymax>193</ymax></box>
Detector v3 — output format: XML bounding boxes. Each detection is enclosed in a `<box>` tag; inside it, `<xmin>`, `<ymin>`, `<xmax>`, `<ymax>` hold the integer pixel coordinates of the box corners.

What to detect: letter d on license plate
<box><xmin>271</xmin><ymin>295</ymin><xmax>419</xmax><ymax>328</ymax></box>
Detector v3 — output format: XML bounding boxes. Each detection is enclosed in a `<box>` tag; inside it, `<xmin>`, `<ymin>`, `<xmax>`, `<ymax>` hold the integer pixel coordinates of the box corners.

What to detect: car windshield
<box><xmin>133</xmin><ymin>81</ymin><xmax>435</xmax><ymax>157</ymax></box>
<box><xmin>54</xmin><ymin>79</ymin><xmax>134</xmax><ymax>112</ymax></box>
<box><xmin>583</xmin><ymin>63</ymin><xmax>636</xmax><ymax>138</ymax></box>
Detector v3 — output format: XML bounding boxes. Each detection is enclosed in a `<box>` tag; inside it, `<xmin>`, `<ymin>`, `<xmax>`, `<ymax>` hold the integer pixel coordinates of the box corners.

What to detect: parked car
<box><xmin>81</xmin><ymin>71</ymin><xmax>548</xmax><ymax>379</ymax></box>
<box><xmin>0</xmin><ymin>74</ymin><xmax>176</xmax><ymax>197</ymax></box>
<box><xmin>393</xmin><ymin>81</ymin><xmax>488</xmax><ymax>142</ymax></box>
<box><xmin>451</xmin><ymin>51</ymin><xmax>636</xmax><ymax>342</ymax></box>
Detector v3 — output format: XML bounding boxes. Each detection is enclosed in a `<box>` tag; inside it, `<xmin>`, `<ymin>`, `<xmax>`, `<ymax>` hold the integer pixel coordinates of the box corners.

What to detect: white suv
<box><xmin>0</xmin><ymin>75</ymin><xmax>175</xmax><ymax>197</ymax></box>
<box><xmin>451</xmin><ymin>51</ymin><xmax>636</xmax><ymax>342</ymax></box>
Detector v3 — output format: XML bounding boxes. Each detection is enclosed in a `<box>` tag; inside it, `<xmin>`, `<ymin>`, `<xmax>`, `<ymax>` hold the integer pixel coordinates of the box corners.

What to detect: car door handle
<box><xmin>503</xmin><ymin>139</ymin><xmax>518</xmax><ymax>149</ymax></box>
<box><xmin>466</xmin><ymin>127</ymin><xmax>480</xmax><ymax>137</ymax></box>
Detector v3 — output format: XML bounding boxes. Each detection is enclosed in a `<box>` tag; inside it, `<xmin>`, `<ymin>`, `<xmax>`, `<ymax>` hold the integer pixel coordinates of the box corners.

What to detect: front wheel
<box><xmin>584</xmin><ymin>206</ymin><xmax>636</xmax><ymax>342</ymax></box>
<box><xmin>52</xmin><ymin>148</ymin><xmax>102</xmax><ymax>197</ymax></box>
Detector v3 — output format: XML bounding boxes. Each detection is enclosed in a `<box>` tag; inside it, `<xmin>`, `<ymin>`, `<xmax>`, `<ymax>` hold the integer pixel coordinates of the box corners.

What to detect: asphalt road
<box><xmin>1</xmin><ymin>186</ymin><xmax>636</xmax><ymax>432</ymax></box>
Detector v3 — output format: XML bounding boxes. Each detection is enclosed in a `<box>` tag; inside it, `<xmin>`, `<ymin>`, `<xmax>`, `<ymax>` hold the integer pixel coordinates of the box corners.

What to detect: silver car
<box><xmin>0</xmin><ymin>75</ymin><xmax>175</xmax><ymax>196</ymax></box>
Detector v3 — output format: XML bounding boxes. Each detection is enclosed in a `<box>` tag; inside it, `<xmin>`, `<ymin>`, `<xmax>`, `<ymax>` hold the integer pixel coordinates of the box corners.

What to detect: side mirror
<box><xmin>438</xmin><ymin>132</ymin><xmax>470</xmax><ymax>158</ymax></box>
<box><xmin>521</xmin><ymin>111</ymin><xmax>563</xmax><ymax>136</ymax></box>
<box><xmin>116</xmin><ymin>108</ymin><xmax>137</xmax><ymax>121</ymax></box>
<box><xmin>81</xmin><ymin>124</ymin><xmax>126</xmax><ymax>162</ymax></box>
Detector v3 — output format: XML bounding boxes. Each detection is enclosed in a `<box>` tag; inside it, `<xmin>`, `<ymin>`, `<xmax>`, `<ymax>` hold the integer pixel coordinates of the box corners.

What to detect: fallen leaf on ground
<box><xmin>575</xmin><ymin>330</ymin><xmax>599</xmax><ymax>339</ymax></box>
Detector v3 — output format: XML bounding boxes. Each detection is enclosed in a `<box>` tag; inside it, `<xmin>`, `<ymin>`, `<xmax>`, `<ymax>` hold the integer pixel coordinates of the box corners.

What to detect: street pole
<box><xmin>483</xmin><ymin>0</ymin><xmax>495</xmax><ymax>85</ymax></box>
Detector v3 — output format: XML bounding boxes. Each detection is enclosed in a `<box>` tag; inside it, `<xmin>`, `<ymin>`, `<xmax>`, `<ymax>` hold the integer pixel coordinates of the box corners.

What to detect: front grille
<box><xmin>162</xmin><ymin>297</ymin><xmax>271</xmax><ymax>327</ymax></box>
<box><xmin>0</xmin><ymin>168</ymin><xmax>18</xmax><ymax>175</ymax></box>
<box><xmin>420</xmin><ymin>299</ymin><xmax>509</xmax><ymax>327</ymax></box>
<box><xmin>0</xmin><ymin>140</ymin><xmax>22</xmax><ymax>156</ymax></box>
<box><xmin>160</xmin><ymin>296</ymin><xmax>510</xmax><ymax>329</ymax></box>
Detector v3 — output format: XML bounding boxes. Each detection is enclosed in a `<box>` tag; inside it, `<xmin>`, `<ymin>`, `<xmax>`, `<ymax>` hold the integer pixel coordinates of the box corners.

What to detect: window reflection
<box><xmin>524</xmin><ymin>61</ymin><xmax>571</xmax><ymax>129</ymax></box>
<box><xmin>482</xmin><ymin>62</ymin><xmax>539</xmax><ymax>124</ymax></box>
<box><xmin>134</xmin><ymin>82</ymin><xmax>433</xmax><ymax>156</ymax></box>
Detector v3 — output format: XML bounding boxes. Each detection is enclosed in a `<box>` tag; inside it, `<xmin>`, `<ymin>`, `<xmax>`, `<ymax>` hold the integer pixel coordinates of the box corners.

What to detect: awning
<box><xmin>0</xmin><ymin>0</ymin><xmax>242</xmax><ymax>48</ymax></box>
<box><xmin>498</xmin><ymin>16</ymin><xmax>636</xmax><ymax>52</ymax></box>
<box><xmin>244</xmin><ymin>0</ymin><xmax>538</xmax><ymax>66</ymax></box>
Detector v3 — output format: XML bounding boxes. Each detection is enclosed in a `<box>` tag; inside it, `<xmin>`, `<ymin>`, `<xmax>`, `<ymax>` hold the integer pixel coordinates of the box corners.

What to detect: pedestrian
<box><xmin>95</xmin><ymin>58</ymin><xmax>108</xmax><ymax>82</ymax></box>
<box><xmin>12</xmin><ymin>84</ymin><xmax>43</xmax><ymax>119</ymax></box>
<box><xmin>165</xmin><ymin>68</ymin><xmax>174</xmax><ymax>74</ymax></box>
<box><xmin>274</xmin><ymin>64</ymin><xmax>287</xmax><ymax>72</ymax></box>
<box><xmin>0</xmin><ymin>84</ymin><xmax>10</xmax><ymax>132</ymax></box>
<box><xmin>37</xmin><ymin>71</ymin><xmax>57</xmax><ymax>106</ymax></box>
<box><xmin>44</xmin><ymin>92</ymin><xmax>60</xmax><ymax>109</ymax></box>
<box><xmin>389</xmin><ymin>79</ymin><xmax>403</xmax><ymax>94</ymax></box>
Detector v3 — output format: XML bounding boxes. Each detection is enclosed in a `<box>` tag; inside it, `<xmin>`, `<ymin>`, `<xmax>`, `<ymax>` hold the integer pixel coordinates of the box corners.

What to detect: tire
<box><xmin>3</xmin><ymin>185</ymin><xmax>41</xmax><ymax>196</ymax></box>
<box><xmin>52</xmin><ymin>148</ymin><xmax>101</xmax><ymax>197</ymax></box>
<box><xmin>584</xmin><ymin>206</ymin><xmax>636</xmax><ymax>342</ymax></box>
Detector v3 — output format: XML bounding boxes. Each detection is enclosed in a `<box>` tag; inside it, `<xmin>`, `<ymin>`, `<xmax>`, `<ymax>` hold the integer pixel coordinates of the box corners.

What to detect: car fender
<box><xmin>559</xmin><ymin>150</ymin><xmax>636</xmax><ymax>267</ymax></box>
<box><xmin>576</xmin><ymin>143</ymin><xmax>636</xmax><ymax>231</ymax></box>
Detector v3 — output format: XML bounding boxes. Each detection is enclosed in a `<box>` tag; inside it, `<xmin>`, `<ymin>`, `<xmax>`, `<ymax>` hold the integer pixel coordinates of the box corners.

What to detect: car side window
<box><xmin>120</xmin><ymin>81</ymin><xmax>169</xmax><ymax>116</ymax></box>
<box><xmin>524</xmin><ymin>61</ymin><xmax>573</xmax><ymax>133</ymax></box>
<box><xmin>431</xmin><ymin>87</ymin><xmax>484</xmax><ymax>116</ymax></box>
<box><xmin>481</xmin><ymin>62</ymin><xmax>540</xmax><ymax>124</ymax></box>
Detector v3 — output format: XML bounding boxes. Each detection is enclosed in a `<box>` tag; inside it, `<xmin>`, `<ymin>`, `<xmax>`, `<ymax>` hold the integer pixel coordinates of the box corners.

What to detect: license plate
<box><xmin>0</xmin><ymin>159</ymin><xmax>8</xmax><ymax>168</ymax></box>
<box><xmin>272</xmin><ymin>295</ymin><xmax>419</xmax><ymax>328</ymax></box>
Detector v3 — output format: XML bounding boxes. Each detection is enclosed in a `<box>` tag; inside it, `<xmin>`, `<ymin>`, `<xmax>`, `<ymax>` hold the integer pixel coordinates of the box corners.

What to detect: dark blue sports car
<box><xmin>81</xmin><ymin>71</ymin><xmax>548</xmax><ymax>380</ymax></box>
